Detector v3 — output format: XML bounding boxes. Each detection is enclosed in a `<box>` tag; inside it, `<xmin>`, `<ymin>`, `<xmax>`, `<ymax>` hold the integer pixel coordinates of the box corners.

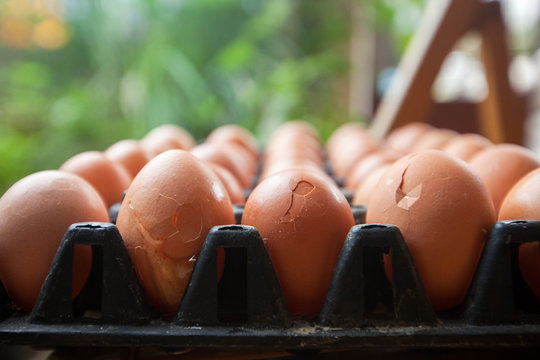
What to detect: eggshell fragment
<box><xmin>242</xmin><ymin>168</ymin><xmax>355</xmax><ymax>315</ymax></box>
<box><xmin>469</xmin><ymin>144</ymin><xmax>540</xmax><ymax>212</ymax></box>
<box><xmin>498</xmin><ymin>168</ymin><xmax>540</xmax><ymax>300</ymax></box>
<box><xmin>59</xmin><ymin>151</ymin><xmax>132</xmax><ymax>207</ymax></box>
<box><xmin>366</xmin><ymin>150</ymin><xmax>495</xmax><ymax>311</ymax></box>
<box><xmin>0</xmin><ymin>171</ymin><xmax>109</xmax><ymax>310</ymax></box>
<box><xmin>116</xmin><ymin>150</ymin><xmax>235</xmax><ymax>315</ymax></box>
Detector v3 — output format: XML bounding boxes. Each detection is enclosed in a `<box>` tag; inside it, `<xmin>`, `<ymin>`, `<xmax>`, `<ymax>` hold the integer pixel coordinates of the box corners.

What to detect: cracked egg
<box><xmin>116</xmin><ymin>150</ymin><xmax>235</xmax><ymax>315</ymax></box>
<box><xmin>242</xmin><ymin>168</ymin><xmax>354</xmax><ymax>315</ymax></box>
<box><xmin>366</xmin><ymin>150</ymin><xmax>495</xmax><ymax>311</ymax></box>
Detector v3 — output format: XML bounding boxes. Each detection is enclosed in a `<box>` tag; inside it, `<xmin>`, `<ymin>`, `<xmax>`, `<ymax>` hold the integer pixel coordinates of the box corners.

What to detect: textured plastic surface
<box><xmin>0</xmin><ymin>219</ymin><xmax>539</xmax><ymax>349</ymax></box>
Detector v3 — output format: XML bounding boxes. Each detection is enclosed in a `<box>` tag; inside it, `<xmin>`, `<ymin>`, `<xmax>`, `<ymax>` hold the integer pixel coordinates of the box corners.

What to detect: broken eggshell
<box><xmin>366</xmin><ymin>150</ymin><xmax>495</xmax><ymax>311</ymax></box>
<box><xmin>116</xmin><ymin>150</ymin><xmax>235</xmax><ymax>315</ymax></box>
<box><xmin>242</xmin><ymin>168</ymin><xmax>355</xmax><ymax>315</ymax></box>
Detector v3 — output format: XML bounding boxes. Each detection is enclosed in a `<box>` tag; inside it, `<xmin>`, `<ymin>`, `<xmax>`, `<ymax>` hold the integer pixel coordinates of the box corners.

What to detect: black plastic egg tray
<box><xmin>0</xmin><ymin>204</ymin><xmax>539</xmax><ymax>351</ymax></box>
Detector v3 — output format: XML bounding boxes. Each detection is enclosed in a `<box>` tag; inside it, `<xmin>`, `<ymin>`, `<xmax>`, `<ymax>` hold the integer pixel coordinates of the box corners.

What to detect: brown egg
<box><xmin>469</xmin><ymin>144</ymin><xmax>540</xmax><ymax>212</ymax></box>
<box><xmin>206</xmin><ymin>124</ymin><xmax>259</xmax><ymax>159</ymax></box>
<box><xmin>328</xmin><ymin>132</ymin><xmax>380</xmax><ymax>179</ymax></box>
<box><xmin>442</xmin><ymin>133</ymin><xmax>493</xmax><ymax>161</ymax></box>
<box><xmin>366</xmin><ymin>150</ymin><xmax>495</xmax><ymax>311</ymax></box>
<box><xmin>60</xmin><ymin>151</ymin><xmax>132</xmax><ymax>207</ymax></box>
<box><xmin>267</xmin><ymin>121</ymin><xmax>320</xmax><ymax>145</ymax></box>
<box><xmin>105</xmin><ymin>139</ymin><xmax>150</xmax><ymax>178</ymax></box>
<box><xmin>116</xmin><ymin>150</ymin><xmax>234</xmax><ymax>315</ymax></box>
<box><xmin>344</xmin><ymin>151</ymin><xmax>398</xmax><ymax>190</ymax></box>
<box><xmin>0</xmin><ymin>170</ymin><xmax>109</xmax><ymax>310</ymax></box>
<box><xmin>141</xmin><ymin>124</ymin><xmax>196</xmax><ymax>158</ymax></box>
<box><xmin>191</xmin><ymin>143</ymin><xmax>252</xmax><ymax>189</ymax></box>
<box><xmin>498</xmin><ymin>168</ymin><xmax>540</xmax><ymax>300</ymax></box>
<box><xmin>385</xmin><ymin>122</ymin><xmax>433</xmax><ymax>154</ymax></box>
<box><xmin>412</xmin><ymin>128</ymin><xmax>458</xmax><ymax>151</ymax></box>
<box><xmin>351</xmin><ymin>164</ymin><xmax>391</xmax><ymax>206</ymax></box>
<box><xmin>206</xmin><ymin>163</ymin><xmax>245</xmax><ymax>205</ymax></box>
<box><xmin>326</xmin><ymin>122</ymin><xmax>369</xmax><ymax>156</ymax></box>
<box><xmin>242</xmin><ymin>168</ymin><xmax>354</xmax><ymax>315</ymax></box>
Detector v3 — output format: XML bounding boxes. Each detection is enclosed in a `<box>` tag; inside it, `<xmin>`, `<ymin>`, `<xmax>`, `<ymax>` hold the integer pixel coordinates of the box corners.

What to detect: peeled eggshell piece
<box><xmin>468</xmin><ymin>144</ymin><xmax>540</xmax><ymax>213</ymax></box>
<box><xmin>59</xmin><ymin>151</ymin><xmax>132</xmax><ymax>207</ymax></box>
<box><xmin>242</xmin><ymin>168</ymin><xmax>355</xmax><ymax>315</ymax></box>
<box><xmin>366</xmin><ymin>150</ymin><xmax>495</xmax><ymax>311</ymax></box>
<box><xmin>498</xmin><ymin>168</ymin><xmax>540</xmax><ymax>301</ymax></box>
<box><xmin>116</xmin><ymin>150</ymin><xmax>235</xmax><ymax>315</ymax></box>
<box><xmin>0</xmin><ymin>170</ymin><xmax>109</xmax><ymax>310</ymax></box>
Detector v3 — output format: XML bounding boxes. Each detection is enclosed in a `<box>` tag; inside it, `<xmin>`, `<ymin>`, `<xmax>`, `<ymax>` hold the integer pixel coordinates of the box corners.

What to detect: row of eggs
<box><xmin>0</xmin><ymin>121</ymin><xmax>539</xmax><ymax>318</ymax></box>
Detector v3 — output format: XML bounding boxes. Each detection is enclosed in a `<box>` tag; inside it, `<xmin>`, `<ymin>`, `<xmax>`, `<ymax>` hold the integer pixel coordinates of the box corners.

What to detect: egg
<box><xmin>498</xmin><ymin>168</ymin><xmax>540</xmax><ymax>301</ymax></box>
<box><xmin>326</xmin><ymin>122</ymin><xmax>369</xmax><ymax>157</ymax></box>
<box><xmin>0</xmin><ymin>171</ymin><xmax>109</xmax><ymax>310</ymax></box>
<box><xmin>116</xmin><ymin>150</ymin><xmax>235</xmax><ymax>315</ymax></box>
<box><xmin>468</xmin><ymin>144</ymin><xmax>540</xmax><ymax>212</ymax></box>
<box><xmin>328</xmin><ymin>132</ymin><xmax>380</xmax><ymax>179</ymax></box>
<box><xmin>366</xmin><ymin>150</ymin><xmax>495</xmax><ymax>311</ymax></box>
<box><xmin>442</xmin><ymin>133</ymin><xmax>493</xmax><ymax>161</ymax></box>
<box><xmin>351</xmin><ymin>164</ymin><xmax>391</xmax><ymax>206</ymax></box>
<box><xmin>206</xmin><ymin>124</ymin><xmax>260</xmax><ymax>160</ymax></box>
<box><xmin>191</xmin><ymin>143</ymin><xmax>253</xmax><ymax>189</ymax></box>
<box><xmin>385</xmin><ymin>122</ymin><xmax>433</xmax><ymax>154</ymax></box>
<box><xmin>206</xmin><ymin>163</ymin><xmax>245</xmax><ymax>205</ymax></box>
<box><xmin>412</xmin><ymin>128</ymin><xmax>458</xmax><ymax>151</ymax></box>
<box><xmin>242</xmin><ymin>168</ymin><xmax>355</xmax><ymax>315</ymax></box>
<box><xmin>59</xmin><ymin>151</ymin><xmax>132</xmax><ymax>207</ymax></box>
<box><xmin>105</xmin><ymin>139</ymin><xmax>150</xmax><ymax>178</ymax></box>
<box><xmin>344</xmin><ymin>151</ymin><xmax>398</xmax><ymax>190</ymax></box>
<box><xmin>141</xmin><ymin>124</ymin><xmax>196</xmax><ymax>158</ymax></box>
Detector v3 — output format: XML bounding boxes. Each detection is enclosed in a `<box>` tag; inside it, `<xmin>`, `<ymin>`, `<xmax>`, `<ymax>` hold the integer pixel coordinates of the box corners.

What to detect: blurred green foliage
<box><xmin>0</xmin><ymin>0</ymin><xmax>421</xmax><ymax>194</ymax></box>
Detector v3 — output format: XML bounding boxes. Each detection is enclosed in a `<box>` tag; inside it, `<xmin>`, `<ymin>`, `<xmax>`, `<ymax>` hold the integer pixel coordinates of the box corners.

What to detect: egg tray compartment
<box><xmin>0</xmin><ymin>216</ymin><xmax>539</xmax><ymax>351</ymax></box>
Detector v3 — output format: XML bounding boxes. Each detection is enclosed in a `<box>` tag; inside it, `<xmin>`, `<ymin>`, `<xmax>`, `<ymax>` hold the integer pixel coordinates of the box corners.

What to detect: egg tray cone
<box><xmin>0</xmin><ymin>213</ymin><xmax>539</xmax><ymax>350</ymax></box>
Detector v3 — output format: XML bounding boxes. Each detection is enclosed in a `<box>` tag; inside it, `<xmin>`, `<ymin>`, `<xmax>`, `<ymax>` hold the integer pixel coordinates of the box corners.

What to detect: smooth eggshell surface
<box><xmin>242</xmin><ymin>168</ymin><xmax>355</xmax><ymax>315</ymax></box>
<box><xmin>59</xmin><ymin>151</ymin><xmax>132</xmax><ymax>207</ymax></box>
<box><xmin>105</xmin><ymin>139</ymin><xmax>150</xmax><ymax>178</ymax></box>
<box><xmin>366</xmin><ymin>150</ymin><xmax>495</xmax><ymax>311</ymax></box>
<box><xmin>468</xmin><ymin>144</ymin><xmax>540</xmax><ymax>213</ymax></box>
<box><xmin>116</xmin><ymin>150</ymin><xmax>235</xmax><ymax>315</ymax></box>
<box><xmin>498</xmin><ymin>168</ymin><xmax>540</xmax><ymax>301</ymax></box>
<box><xmin>0</xmin><ymin>171</ymin><xmax>109</xmax><ymax>310</ymax></box>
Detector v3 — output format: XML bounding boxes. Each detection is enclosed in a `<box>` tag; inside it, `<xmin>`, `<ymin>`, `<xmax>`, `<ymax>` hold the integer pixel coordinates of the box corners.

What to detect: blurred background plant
<box><xmin>0</xmin><ymin>0</ymin><xmax>539</xmax><ymax>194</ymax></box>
